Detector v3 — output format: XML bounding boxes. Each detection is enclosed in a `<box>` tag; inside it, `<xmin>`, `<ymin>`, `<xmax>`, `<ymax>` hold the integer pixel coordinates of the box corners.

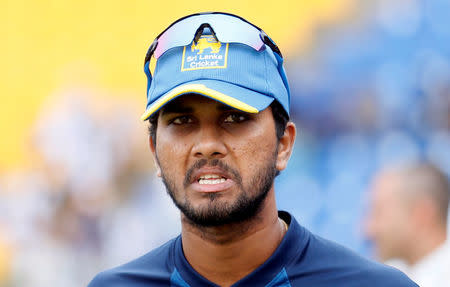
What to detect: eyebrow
<box><xmin>217</xmin><ymin>105</ymin><xmax>236</xmax><ymax>112</ymax></box>
<box><xmin>160</xmin><ymin>104</ymin><xmax>194</xmax><ymax>116</ymax></box>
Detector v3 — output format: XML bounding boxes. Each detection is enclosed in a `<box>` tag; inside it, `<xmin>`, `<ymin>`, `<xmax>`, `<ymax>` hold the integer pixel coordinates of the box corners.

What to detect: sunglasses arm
<box><xmin>144</xmin><ymin>61</ymin><xmax>153</xmax><ymax>99</ymax></box>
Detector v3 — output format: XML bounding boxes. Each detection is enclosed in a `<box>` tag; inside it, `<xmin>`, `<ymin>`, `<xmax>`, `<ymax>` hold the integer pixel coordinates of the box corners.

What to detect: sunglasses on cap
<box><xmin>144</xmin><ymin>12</ymin><xmax>283</xmax><ymax>68</ymax></box>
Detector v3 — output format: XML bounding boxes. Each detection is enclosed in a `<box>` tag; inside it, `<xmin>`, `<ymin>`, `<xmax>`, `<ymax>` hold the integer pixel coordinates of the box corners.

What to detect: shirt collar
<box><xmin>173</xmin><ymin>211</ymin><xmax>309</xmax><ymax>286</ymax></box>
<box><xmin>410</xmin><ymin>240</ymin><xmax>450</xmax><ymax>274</ymax></box>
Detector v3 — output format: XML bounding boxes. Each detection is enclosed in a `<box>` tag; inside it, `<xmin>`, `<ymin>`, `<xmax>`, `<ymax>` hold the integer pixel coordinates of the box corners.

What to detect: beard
<box><xmin>158</xmin><ymin>154</ymin><xmax>278</xmax><ymax>227</ymax></box>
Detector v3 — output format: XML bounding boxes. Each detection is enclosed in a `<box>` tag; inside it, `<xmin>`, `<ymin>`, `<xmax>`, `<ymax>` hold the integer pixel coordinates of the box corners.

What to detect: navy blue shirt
<box><xmin>88</xmin><ymin>211</ymin><xmax>417</xmax><ymax>286</ymax></box>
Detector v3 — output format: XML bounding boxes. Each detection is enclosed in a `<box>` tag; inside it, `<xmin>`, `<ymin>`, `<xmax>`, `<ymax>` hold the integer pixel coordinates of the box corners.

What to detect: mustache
<box><xmin>183</xmin><ymin>159</ymin><xmax>242</xmax><ymax>188</ymax></box>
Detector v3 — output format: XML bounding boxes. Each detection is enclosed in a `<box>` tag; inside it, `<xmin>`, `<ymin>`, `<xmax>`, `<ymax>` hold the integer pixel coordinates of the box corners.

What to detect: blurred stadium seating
<box><xmin>0</xmin><ymin>0</ymin><xmax>449</xmax><ymax>286</ymax></box>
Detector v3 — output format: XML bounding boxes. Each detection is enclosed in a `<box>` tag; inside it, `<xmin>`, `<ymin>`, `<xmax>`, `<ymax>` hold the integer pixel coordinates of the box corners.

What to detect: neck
<box><xmin>180</xmin><ymin>190</ymin><xmax>286</xmax><ymax>287</ymax></box>
<box><xmin>405</xmin><ymin>226</ymin><xmax>447</xmax><ymax>265</ymax></box>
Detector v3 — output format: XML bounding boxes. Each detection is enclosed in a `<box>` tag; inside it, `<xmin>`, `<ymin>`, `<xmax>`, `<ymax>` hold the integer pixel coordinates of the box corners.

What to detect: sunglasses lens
<box><xmin>152</xmin><ymin>13</ymin><xmax>265</xmax><ymax>59</ymax></box>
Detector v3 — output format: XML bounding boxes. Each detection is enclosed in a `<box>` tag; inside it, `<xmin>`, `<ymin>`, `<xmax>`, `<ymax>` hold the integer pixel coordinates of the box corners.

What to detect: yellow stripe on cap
<box><xmin>140</xmin><ymin>84</ymin><xmax>259</xmax><ymax>121</ymax></box>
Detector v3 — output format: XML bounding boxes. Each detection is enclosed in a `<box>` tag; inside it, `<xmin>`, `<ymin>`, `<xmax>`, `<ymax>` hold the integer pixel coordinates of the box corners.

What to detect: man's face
<box><xmin>151</xmin><ymin>95</ymin><xmax>283</xmax><ymax>227</ymax></box>
<box><xmin>365</xmin><ymin>173</ymin><xmax>413</xmax><ymax>261</ymax></box>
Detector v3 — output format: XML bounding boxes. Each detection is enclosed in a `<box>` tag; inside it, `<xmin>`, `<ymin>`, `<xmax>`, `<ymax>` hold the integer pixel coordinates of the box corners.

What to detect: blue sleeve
<box><xmin>375</xmin><ymin>265</ymin><xmax>419</xmax><ymax>287</ymax></box>
<box><xmin>87</xmin><ymin>270</ymin><xmax>117</xmax><ymax>287</ymax></box>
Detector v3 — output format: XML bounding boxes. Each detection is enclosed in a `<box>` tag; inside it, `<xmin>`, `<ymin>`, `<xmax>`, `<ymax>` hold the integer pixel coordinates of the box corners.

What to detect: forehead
<box><xmin>372</xmin><ymin>172</ymin><xmax>403</xmax><ymax>202</ymax></box>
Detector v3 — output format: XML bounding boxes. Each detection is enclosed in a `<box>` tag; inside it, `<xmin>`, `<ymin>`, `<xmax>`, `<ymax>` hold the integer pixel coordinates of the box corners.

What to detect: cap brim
<box><xmin>140</xmin><ymin>79</ymin><xmax>274</xmax><ymax>121</ymax></box>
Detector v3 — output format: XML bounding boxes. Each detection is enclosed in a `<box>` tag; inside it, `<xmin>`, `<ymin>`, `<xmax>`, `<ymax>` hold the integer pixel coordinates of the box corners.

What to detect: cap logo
<box><xmin>181</xmin><ymin>35</ymin><xmax>228</xmax><ymax>71</ymax></box>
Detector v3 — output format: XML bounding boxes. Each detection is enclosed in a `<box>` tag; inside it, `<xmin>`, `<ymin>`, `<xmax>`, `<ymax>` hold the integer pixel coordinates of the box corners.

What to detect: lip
<box><xmin>189</xmin><ymin>167</ymin><xmax>236</xmax><ymax>193</ymax></box>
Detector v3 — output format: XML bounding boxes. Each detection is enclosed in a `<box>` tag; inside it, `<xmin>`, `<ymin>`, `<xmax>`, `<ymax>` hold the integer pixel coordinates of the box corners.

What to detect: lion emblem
<box><xmin>191</xmin><ymin>36</ymin><xmax>222</xmax><ymax>54</ymax></box>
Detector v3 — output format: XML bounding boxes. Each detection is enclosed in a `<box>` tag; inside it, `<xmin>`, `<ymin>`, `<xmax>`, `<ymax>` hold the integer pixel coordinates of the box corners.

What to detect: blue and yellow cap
<box><xmin>141</xmin><ymin>34</ymin><xmax>290</xmax><ymax>121</ymax></box>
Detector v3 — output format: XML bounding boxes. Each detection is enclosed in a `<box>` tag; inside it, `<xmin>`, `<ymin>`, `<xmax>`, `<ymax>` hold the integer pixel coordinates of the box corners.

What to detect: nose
<box><xmin>191</xmin><ymin>123</ymin><xmax>227</xmax><ymax>159</ymax></box>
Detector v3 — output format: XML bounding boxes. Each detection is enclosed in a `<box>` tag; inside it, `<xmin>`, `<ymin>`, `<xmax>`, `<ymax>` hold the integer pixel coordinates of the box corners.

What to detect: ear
<box><xmin>276</xmin><ymin>121</ymin><xmax>296</xmax><ymax>172</ymax></box>
<box><xmin>149</xmin><ymin>135</ymin><xmax>161</xmax><ymax>177</ymax></box>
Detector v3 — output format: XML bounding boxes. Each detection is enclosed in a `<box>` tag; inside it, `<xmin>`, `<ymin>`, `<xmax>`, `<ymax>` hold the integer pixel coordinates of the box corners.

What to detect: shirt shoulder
<box><xmin>87</xmin><ymin>237</ymin><xmax>178</xmax><ymax>287</ymax></box>
<box><xmin>286</xmin><ymin>228</ymin><xmax>418</xmax><ymax>286</ymax></box>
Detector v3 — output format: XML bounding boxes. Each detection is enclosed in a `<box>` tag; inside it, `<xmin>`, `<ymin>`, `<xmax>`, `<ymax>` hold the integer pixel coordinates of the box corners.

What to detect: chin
<box><xmin>181</xmin><ymin>199</ymin><xmax>256</xmax><ymax>227</ymax></box>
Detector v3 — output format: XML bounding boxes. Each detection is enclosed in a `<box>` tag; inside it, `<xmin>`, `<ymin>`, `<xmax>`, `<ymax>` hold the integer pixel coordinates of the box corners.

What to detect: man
<box><xmin>366</xmin><ymin>162</ymin><xmax>450</xmax><ymax>287</ymax></box>
<box><xmin>88</xmin><ymin>12</ymin><xmax>417</xmax><ymax>286</ymax></box>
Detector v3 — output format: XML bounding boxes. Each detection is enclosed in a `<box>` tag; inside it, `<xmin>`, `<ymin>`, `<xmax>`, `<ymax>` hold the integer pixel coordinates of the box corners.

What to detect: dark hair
<box><xmin>270</xmin><ymin>100</ymin><xmax>289</xmax><ymax>141</ymax></box>
<box><xmin>148</xmin><ymin>100</ymin><xmax>289</xmax><ymax>146</ymax></box>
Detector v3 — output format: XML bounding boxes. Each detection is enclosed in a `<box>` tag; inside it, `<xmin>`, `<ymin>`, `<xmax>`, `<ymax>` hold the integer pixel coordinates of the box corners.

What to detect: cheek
<box><xmin>382</xmin><ymin>208</ymin><xmax>409</xmax><ymax>236</ymax></box>
<box><xmin>156</xmin><ymin>136</ymin><xmax>189</xmax><ymax>175</ymax></box>
<box><xmin>230</xmin><ymin>134</ymin><xmax>277</xmax><ymax>174</ymax></box>
<box><xmin>371</xmin><ymin>206</ymin><xmax>395</xmax><ymax>234</ymax></box>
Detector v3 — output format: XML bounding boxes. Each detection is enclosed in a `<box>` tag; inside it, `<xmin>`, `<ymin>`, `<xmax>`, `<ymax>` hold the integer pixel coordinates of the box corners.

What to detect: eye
<box><xmin>223</xmin><ymin>113</ymin><xmax>248</xmax><ymax>123</ymax></box>
<box><xmin>170</xmin><ymin>115</ymin><xmax>193</xmax><ymax>125</ymax></box>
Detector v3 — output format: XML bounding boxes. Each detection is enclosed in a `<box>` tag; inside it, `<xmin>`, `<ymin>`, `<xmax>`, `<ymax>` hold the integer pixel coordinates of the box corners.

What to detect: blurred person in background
<box><xmin>6</xmin><ymin>88</ymin><xmax>175</xmax><ymax>287</ymax></box>
<box><xmin>366</xmin><ymin>162</ymin><xmax>450</xmax><ymax>287</ymax></box>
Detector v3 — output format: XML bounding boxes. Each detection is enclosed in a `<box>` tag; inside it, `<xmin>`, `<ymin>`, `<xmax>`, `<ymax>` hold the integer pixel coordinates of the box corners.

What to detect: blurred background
<box><xmin>1</xmin><ymin>0</ymin><xmax>449</xmax><ymax>286</ymax></box>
